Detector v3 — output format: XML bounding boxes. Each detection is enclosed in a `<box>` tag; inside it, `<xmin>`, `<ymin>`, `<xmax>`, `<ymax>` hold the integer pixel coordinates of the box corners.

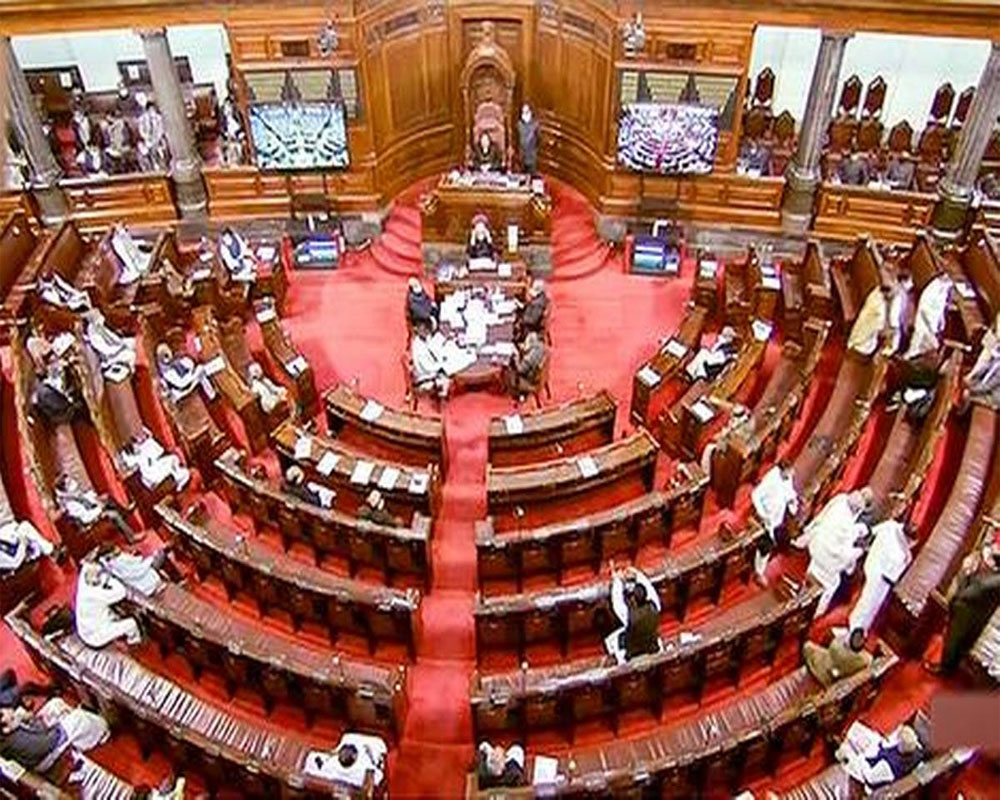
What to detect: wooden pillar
<box><xmin>780</xmin><ymin>30</ymin><xmax>853</xmax><ymax>234</ymax></box>
<box><xmin>1</xmin><ymin>35</ymin><xmax>69</xmax><ymax>224</ymax></box>
<box><xmin>139</xmin><ymin>27</ymin><xmax>208</xmax><ymax>218</ymax></box>
<box><xmin>931</xmin><ymin>40</ymin><xmax>1000</xmax><ymax>238</ymax></box>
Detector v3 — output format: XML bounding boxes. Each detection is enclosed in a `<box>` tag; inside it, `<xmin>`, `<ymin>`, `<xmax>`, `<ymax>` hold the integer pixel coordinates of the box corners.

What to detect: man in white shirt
<box><xmin>411</xmin><ymin>324</ymin><xmax>450</xmax><ymax>399</ymax></box>
<box><xmin>155</xmin><ymin>344</ymin><xmax>215</xmax><ymax>404</ymax></box>
<box><xmin>121</xmin><ymin>429</ymin><xmax>190</xmax><ymax>491</ymax></box>
<box><xmin>247</xmin><ymin>362</ymin><xmax>288</xmax><ymax>414</ymax></box>
<box><xmin>305</xmin><ymin>732</ymin><xmax>387</xmax><ymax>789</ymax></box>
<box><xmin>84</xmin><ymin>309</ymin><xmax>136</xmax><ymax>382</ymax></box>
<box><xmin>847</xmin><ymin>285</ymin><xmax>889</xmax><ymax>356</ymax></box>
<box><xmin>74</xmin><ymin>561</ymin><xmax>142</xmax><ymax>648</ymax></box>
<box><xmin>54</xmin><ymin>475</ymin><xmax>142</xmax><ymax>545</ymax></box>
<box><xmin>218</xmin><ymin>228</ymin><xmax>257</xmax><ymax>284</ymax></box>
<box><xmin>793</xmin><ymin>487</ymin><xmax>873</xmax><ymax>616</ymax></box>
<box><xmin>965</xmin><ymin>314</ymin><xmax>1000</xmax><ymax>405</ymax></box>
<box><xmin>38</xmin><ymin>274</ymin><xmax>90</xmax><ymax>311</ymax></box>
<box><xmin>904</xmin><ymin>274</ymin><xmax>951</xmax><ymax>360</ymax></box>
<box><xmin>110</xmin><ymin>223</ymin><xmax>152</xmax><ymax>285</ymax></box>
<box><xmin>0</xmin><ymin>520</ymin><xmax>54</xmax><ymax>572</ymax></box>
<box><xmin>136</xmin><ymin>96</ymin><xmax>168</xmax><ymax>172</ymax></box>
<box><xmin>750</xmin><ymin>461</ymin><xmax>799</xmax><ymax>581</ymax></box>
<box><xmin>848</xmin><ymin>518</ymin><xmax>912</xmax><ymax>635</ymax></box>
<box><xmin>685</xmin><ymin>326</ymin><xmax>738</xmax><ymax>381</ymax></box>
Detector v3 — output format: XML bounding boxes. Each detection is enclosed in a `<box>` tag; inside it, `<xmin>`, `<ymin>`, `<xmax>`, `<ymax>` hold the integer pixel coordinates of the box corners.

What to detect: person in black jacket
<box><xmin>477</xmin><ymin>741</ymin><xmax>525</xmax><ymax>788</ymax></box>
<box><xmin>406</xmin><ymin>278</ymin><xmax>438</xmax><ymax>330</ymax></box>
<box><xmin>926</xmin><ymin>538</ymin><xmax>1000</xmax><ymax>674</ymax></box>
<box><xmin>517</xmin><ymin>279</ymin><xmax>548</xmax><ymax>339</ymax></box>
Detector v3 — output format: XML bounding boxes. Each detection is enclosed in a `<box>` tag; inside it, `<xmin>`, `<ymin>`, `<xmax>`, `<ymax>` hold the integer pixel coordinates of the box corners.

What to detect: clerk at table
<box><xmin>467</xmin><ymin>217</ymin><xmax>497</xmax><ymax>261</ymax></box>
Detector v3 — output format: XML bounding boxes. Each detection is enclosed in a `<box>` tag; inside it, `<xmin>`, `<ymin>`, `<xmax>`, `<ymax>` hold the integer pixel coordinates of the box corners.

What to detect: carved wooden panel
<box><xmin>60</xmin><ymin>175</ymin><xmax>176</xmax><ymax>231</ymax></box>
<box><xmin>813</xmin><ymin>184</ymin><xmax>934</xmax><ymax>242</ymax></box>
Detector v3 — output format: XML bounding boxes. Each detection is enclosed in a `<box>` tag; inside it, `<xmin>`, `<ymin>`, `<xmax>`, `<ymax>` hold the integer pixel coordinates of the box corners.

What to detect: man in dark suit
<box><xmin>471</xmin><ymin>131</ymin><xmax>502</xmax><ymax>173</ymax></box>
<box><xmin>926</xmin><ymin>538</ymin><xmax>1000</xmax><ymax>674</ymax></box>
<box><xmin>406</xmin><ymin>278</ymin><xmax>438</xmax><ymax>330</ymax></box>
<box><xmin>606</xmin><ymin>565</ymin><xmax>662</xmax><ymax>662</ymax></box>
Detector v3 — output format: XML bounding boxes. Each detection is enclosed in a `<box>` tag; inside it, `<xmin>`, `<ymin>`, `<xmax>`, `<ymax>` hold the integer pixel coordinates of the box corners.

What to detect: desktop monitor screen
<box><xmin>617</xmin><ymin>103</ymin><xmax>719</xmax><ymax>175</ymax></box>
<box><xmin>249</xmin><ymin>102</ymin><xmax>350</xmax><ymax>171</ymax></box>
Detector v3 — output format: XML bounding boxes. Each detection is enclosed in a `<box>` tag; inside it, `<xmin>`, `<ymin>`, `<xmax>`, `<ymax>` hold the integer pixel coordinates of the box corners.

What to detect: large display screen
<box><xmin>249</xmin><ymin>102</ymin><xmax>350</xmax><ymax>171</ymax></box>
<box><xmin>617</xmin><ymin>103</ymin><xmax>719</xmax><ymax>175</ymax></box>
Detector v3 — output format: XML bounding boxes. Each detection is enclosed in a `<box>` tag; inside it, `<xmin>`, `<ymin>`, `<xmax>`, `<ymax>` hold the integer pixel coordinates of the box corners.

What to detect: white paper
<box><xmin>469</xmin><ymin>256</ymin><xmax>496</xmax><ymax>272</ymax></box>
<box><xmin>127</xmin><ymin>64</ymin><xmax>140</xmax><ymax>80</ymax></box>
<box><xmin>0</xmin><ymin>756</ymin><xmax>26</xmax><ymax>781</ymax></box>
<box><xmin>637</xmin><ymin>365</ymin><xmax>661</xmax><ymax>387</ymax></box>
<box><xmin>577</xmin><ymin>456</ymin><xmax>599</xmax><ymax>479</ymax></box>
<box><xmin>52</xmin><ymin>332</ymin><xmax>74</xmax><ymax>356</ymax></box>
<box><xmin>504</xmin><ymin>414</ymin><xmax>524</xmax><ymax>435</ymax></box>
<box><xmin>664</xmin><ymin>339</ymin><xmax>687</xmax><ymax>358</ymax></box>
<box><xmin>761</xmin><ymin>275</ymin><xmax>781</xmax><ymax>291</ymax></box>
<box><xmin>360</xmin><ymin>399</ymin><xmax>384</xmax><ymax>422</ymax></box>
<box><xmin>498</xmin><ymin>262</ymin><xmax>512</xmax><ymax>278</ymax></box>
<box><xmin>752</xmin><ymin>319</ymin><xmax>773</xmax><ymax>342</ymax></box>
<box><xmin>378</xmin><ymin>466</ymin><xmax>400</xmax><ymax>490</ymax></box>
<box><xmin>690</xmin><ymin>400</ymin><xmax>715</xmax><ymax>424</ymax></box>
<box><xmin>956</xmin><ymin>281</ymin><xmax>976</xmax><ymax>300</ymax></box>
<box><xmin>204</xmin><ymin>355</ymin><xmax>226</xmax><ymax>376</ymax></box>
<box><xmin>307</xmin><ymin>481</ymin><xmax>334</xmax><ymax>508</ymax></box>
<box><xmin>256</xmin><ymin>245</ymin><xmax>277</xmax><ymax>262</ymax></box>
<box><xmin>532</xmin><ymin>755</ymin><xmax>559</xmax><ymax>786</ymax></box>
<box><xmin>190</xmin><ymin>267</ymin><xmax>212</xmax><ymax>281</ymax></box>
<box><xmin>59</xmin><ymin>71</ymin><xmax>73</xmax><ymax>89</ymax></box>
<box><xmin>288</xmin><ymin>355</ymin><xmax>307</xmax><ymax>376</ymax></box>
<box><xmin>507</xmin><ymin>224</ymin><xmax>519</xmax><ymax>253</ymax></box>
<box><xmin>350</xmin><ymin>460</ymin><xmax>375</xmax><ymax>485</ymax></box>
<box><xmin>294</xmin><ymin>435</ymin><xmax>312</xmax><ymax>460</ymax></box>
<box><xmin>408</xmin><ymin>471</ymin><xmax>430</xmax><ymax>495</ymax></box>
<box><xmin>316</xmin><ymin>451</ymin><xmax>340</xmax><ymax>476</ymax></box>
<box><xmin>256</xmin><ymin>305</ymin><xmax>277</xmax><ymax>323</ymax></box>
<box><xmin>678</xmin><ymin>631</ymin><xmax>702</xmax><ymax>646</ymax></box>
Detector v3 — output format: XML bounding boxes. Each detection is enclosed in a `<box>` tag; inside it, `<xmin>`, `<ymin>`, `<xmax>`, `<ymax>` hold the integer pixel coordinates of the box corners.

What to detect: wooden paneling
<box><xmin>813</xmin><ymin>184</ymin><xmax>934</xmax><ymax>242</ymax></box>
<box><xmin>60</xmin><ymin>174</ymin><xmax>176</xmax><ymax>230</ymax></box>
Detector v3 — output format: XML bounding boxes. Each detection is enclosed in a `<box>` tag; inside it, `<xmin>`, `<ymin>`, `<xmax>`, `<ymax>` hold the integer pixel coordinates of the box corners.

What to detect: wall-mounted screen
<box><xmin>249</xmin><ymin>102</ymin><xmax>349</xmax><ymax>171</ymax></box>
<box><xmin>617</xmin><ymin>103</ymin><xmax>719</xmax><ymax>175</ymax></box>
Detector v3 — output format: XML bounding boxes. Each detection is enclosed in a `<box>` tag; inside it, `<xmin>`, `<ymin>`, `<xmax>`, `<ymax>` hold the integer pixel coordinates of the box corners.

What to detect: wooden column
<box><xmin>780</xmin><ymin>29</ymin><xmax>852</xmax><ymax>234</ymax></box>
<box><xmin>139</xmin><ymin>27</ymin><xmax>208</xmax><ymax>218</ymax></box>
<box><xmin>931</xmin><ymin>40</ymin><xmax>1000</xmax><ymax>238</ymax></box>
<box><xmin>1</xmin><ymin>35</ymin><xmax>68</xmax><ymax>223</ymax></box>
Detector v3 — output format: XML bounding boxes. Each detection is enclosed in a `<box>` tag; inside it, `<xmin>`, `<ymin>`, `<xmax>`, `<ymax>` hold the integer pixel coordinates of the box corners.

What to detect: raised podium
<box><xmin>419</xmin><ymin>171</ymin><xmax>553</xmax><ymax>275</ymax></box>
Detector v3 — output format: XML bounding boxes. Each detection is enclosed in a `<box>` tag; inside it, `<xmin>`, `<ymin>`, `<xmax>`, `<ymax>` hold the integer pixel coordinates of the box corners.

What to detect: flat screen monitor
<box><xmin>249</xmin><ymin>102</ymin><xmax>350</xmax><ymax>171</ymax></box>
<box><xmin>617</xmin><ymin>103</ymin><xmax>718</xmax><ymax>175</ymax></box>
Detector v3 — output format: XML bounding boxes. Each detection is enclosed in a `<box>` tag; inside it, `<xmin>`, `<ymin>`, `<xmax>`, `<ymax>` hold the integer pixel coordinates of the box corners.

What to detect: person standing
<box><xmin>517</xmin><ymin>104</ymin><xmax>540</xmax><ymax>175</ymax></box>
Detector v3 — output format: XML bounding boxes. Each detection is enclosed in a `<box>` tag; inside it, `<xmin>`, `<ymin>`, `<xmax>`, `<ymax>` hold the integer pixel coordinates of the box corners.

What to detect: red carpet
<box><xmin>1</xmin><ymin>181</ymin><xmax>996</xmax><ymax>797</ymax></box>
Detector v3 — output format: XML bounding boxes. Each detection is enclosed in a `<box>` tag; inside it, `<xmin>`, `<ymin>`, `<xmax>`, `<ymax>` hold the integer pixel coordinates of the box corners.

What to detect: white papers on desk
<box><xmin>378</xmin><ymin>466</ymin><xmax>400</xmax><ymax>490</ymax></box>
<box><xmin>307</xmin><ymin>481</ymin><xmax>334</xmax><ymax>508</ymax></box>
<box><xmin>531</xmin><ymin>178</ymin><xmax>545</xmax><ymax>195</ymax></box>
<box><xmin>256</xmin><ymin>245</ymin><xmax>277</xmax><ymax>262</ymax></box>
<box><xmin>316</xmin><ymin>451</ymin><xmax>340</xmax><ymax>476</ymax></box>
<box><xmin>287</xmin><ymin>355</ymin><xmax>308</xmax><ymax>376</ymax></box>
<box><xmin>956</xmin><ymin>281</ymin><xmax>976</xmax><ymax>300</ymax></box>
<box><xmin>576</xmin><ymin>456</ymin><xmax>599</xmax><ymax>479</ymax></box>
<box><xmin>637</xmin><ymin>365</ymin><xmax>661</xmax><ymax>387</ymax></box>
<box><xmin>295</xmin><ymin>435</ymin><xmax>313</xmax><ymax>460</ymax></box>
<box><xmin>678</xmin><ymin>631</ymin><xmax>702</xmax><ymax>646</ymax></box>
<box><xmin>408</xmin><ymin>471</ymin><xmax>430</xmax><ymax>494</ymax></box>
<box><xmin>468</xmin><ymin>256</ymin><xmax>496</xmax><ymax>272</ymax></box>
<box><xmin>440</xmin><ymin>293</ymin><xmax>467</xmax><ymax>329</ymax></box>
<box><xmin>256</xmin><ymin>305</ymin><xmax>277</xmax><ymax>323</ymax></box>
<box><xmin>690</xmin><ymin>400</ymin><xmax>715</xmax><ymax>424</ymax></box>
<box><xmin>498</xmin><ymin>262</ymin><xmax>512</xmax><ymax>278</ymax></box>
<box><xmin>752</xmin><ymin>319</ymin><xmax>773</xmax><ymax>342</ymax></box>
<box><xmin>441</xmin><ymin>339</ymin><xmax>477</xmax><ymax>375</ymax></box>
<box><xmin>761</xmin><ymin>274</ymin><xmax>781</xmax><ymax>291</ymax></box>
<box><xmin>351</xmin><ymin>460</ymin><xmax>375</xmax><ymax>485</ymax></box>
<box><xmin>204</xmin><ymin>355</ymin><xmax>226</xmax><ymax>376</ymax></box>
<box><xmin>481</xmin><ymin>341</ymin><xmax>516</xmax><ymax>357</ymax></box>
<box><xmin>52</xmin><ymin>332</ymin><xmax>74</xmax><ymax>357</ymax></box>
<box><xmin>699</xmin><ymin>259</ymin><xmax>718</xmax><ymax>276</ymax></box>
<box><xmin>532</xmin><ymin>755</ymin><xmax>559</xmax><ymax>787</ymax></box>
<box><xmin>464</xmin><ymin>317</ymin><xmax>488</xmax><ymax>347</ymax></box>
<box><xmin>0</xmin><ymin>756</ymin><xmax>26</xmax><ymax>781</ymax></box>
<box><xmin>492</xmin><ymin>298</ymin><xmax>518</xmax><ymax>316</ymax></box>
<box><xmin>664</xmin><ymin>339</ymin><xmax>687</xmax><ymax>358</ymax></box>
<box><xmin>360</xmin><ymin>399</ymin><xmax>384</xmax><ymax>422</ymax></box>
<box><xmin>190</xmin><ymin>267</ymin><xmax>212</xmax><ymax>281</ymax></box>
<box><xmin>504</xmin><ymin>414</ymin><xmax>524</xmax><ymax>435</ymax></box>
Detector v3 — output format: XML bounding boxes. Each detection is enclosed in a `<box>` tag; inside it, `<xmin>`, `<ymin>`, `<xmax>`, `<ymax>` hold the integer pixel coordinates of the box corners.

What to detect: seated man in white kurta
<box><xmin>305</xmin><ymin>731</ymin><xmax>387</xmax><ymax>789</ymax></box>
<box><xmin>74</xmin><ymin>561</ymin><xmax>141</xmax><ymax>648</ymax></box>
<box><xmin>120</xmin><ymin>429</ymin><xmax>191</xmax><ymax>491</ymax></box>
<box><xmin>904</xmin><ymin>274</ymin><xmax>951</xmax><ymax>360</ymax></box>
<box><xmin>0</xmin><ymin>520</ymin><xmax>54</xmax><ymax>572</ymax></box>
<box><xmin>750</xmin><ymin>461</ymin><xmax>799</xmax><ymax>580</ymax></box>
<box><xmin>83</xmin><ymin>309</ymin><xmax>136</xmax><ymax>383</ymax></box>
<box><xmin>109</xmin><ymin>223</ymin><xmax>152</xmax><ymax>285</ymax></box>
